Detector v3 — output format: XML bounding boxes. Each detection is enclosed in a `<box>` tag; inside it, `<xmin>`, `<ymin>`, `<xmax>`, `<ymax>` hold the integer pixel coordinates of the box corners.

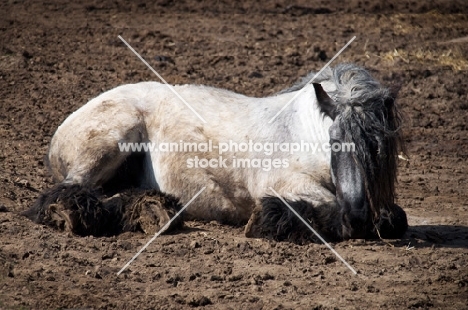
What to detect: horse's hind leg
<box><xmin>23</xmin><ymin>185</ymin><xmax>183</xmax><ymax>236</ymax></box>
<box><xmin>24</xmin><ymin>98</ymin><xmax>169</xmax><ymax>235</ymax></box>
<box><xmin>22</xmin><ymin>184</ymin><xmax>121</xmax><ymax>236</ymax></box>
<box><xmin>47</xmin><ymin>98</ymin><xmax>152</xmax><ymax>189</ymax></box>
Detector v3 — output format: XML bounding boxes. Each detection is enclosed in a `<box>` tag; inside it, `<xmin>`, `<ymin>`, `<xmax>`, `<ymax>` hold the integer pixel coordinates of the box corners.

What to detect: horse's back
<box><xmin>46</xmin><ymin>81</ymin><xmax>245</xmax><ymax>186</ymax></box>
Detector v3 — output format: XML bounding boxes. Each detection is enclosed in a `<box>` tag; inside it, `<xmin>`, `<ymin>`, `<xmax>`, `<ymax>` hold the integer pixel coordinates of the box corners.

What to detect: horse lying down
<box><xmin>24</xmin><ymin>63</ymin><xmax>408</xmax><ymax>242</ymax></box>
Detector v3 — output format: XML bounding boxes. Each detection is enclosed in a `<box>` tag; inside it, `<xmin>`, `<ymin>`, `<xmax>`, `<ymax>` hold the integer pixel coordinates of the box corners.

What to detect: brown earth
<box><xmin>1</xmin><ymin>0</ymin><xmax>468</xmax><ymax>309</ymax></box>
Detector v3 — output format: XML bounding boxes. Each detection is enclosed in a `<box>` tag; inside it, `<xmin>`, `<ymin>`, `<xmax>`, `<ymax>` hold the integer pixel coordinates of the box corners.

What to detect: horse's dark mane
<box><xmin>280</xmin><ymin>64</ymin><xmax>404</xmax><ymax>228</ymax></box>
<box><xmin>331</xmin><ymin>64</ymin><xmax>404</xmax><ymax>225</ymax></box>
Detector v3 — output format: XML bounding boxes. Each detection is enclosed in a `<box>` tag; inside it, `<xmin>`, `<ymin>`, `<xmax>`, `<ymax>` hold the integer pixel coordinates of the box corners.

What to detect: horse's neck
<box><xmin>285</xmin><ymin>86</ymin><xmax>333</xmax><ymax>145</ymax></box>
<box><xmin>249</xmin><ymin>87</ymin><xmax>334</xmax><ymax>195</ymax></box>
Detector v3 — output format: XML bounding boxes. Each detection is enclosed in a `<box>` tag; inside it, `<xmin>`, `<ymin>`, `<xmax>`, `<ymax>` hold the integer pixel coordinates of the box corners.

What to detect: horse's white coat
<box><xmin>48</xmin><ymin>82</ymin><xmax>336</xmax><ymax>224</ymax></box>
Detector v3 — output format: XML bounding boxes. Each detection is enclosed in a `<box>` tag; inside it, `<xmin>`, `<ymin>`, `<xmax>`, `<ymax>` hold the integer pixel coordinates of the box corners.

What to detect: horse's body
<box><xmin>48</xmin><ymin>82</ymin><xmax>334</xmax><ymax>224</ymax></box>
<box><xmin>25</xmin><ymin>64</ymin><xmax>408</xmax><ymax>241</ymax></box>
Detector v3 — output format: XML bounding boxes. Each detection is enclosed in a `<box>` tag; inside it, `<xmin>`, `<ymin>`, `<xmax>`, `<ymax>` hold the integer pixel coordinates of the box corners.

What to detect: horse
<box><xmin>23</xmin><ymin>63</ymin><xmax>408</xmax><ymax>242</ymax></box>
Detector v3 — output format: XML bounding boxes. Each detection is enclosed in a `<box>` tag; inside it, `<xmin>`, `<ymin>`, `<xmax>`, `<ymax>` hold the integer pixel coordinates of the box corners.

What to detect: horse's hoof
<box><xmin>23</xmin><ymin>184</ymin><xmax>112</xmax><ymax>236</ymax></box>
<box><xmin>244</xmin><ymin>205</ymin><xmax>263</xmax><ymax>238</ymax></box>
<box><xmin>41</xmin><ymin>198</ymin><xmax>109</xmax><ymax>236</ymax></box>
<box><xmin>121</xmin><ymin>190</ymin><xmax>183</xmax><ymax>235</ymax></box>
<box><xmin>44</xmin><ymin>203</ymin><xmax>74</xmax><ymax>232</ymax></box>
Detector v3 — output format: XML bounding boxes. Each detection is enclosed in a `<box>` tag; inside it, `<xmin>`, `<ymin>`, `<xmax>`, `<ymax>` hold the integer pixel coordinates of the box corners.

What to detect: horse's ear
<box><xmin>385</xmin><ymin>84</ymin><xmax>400</xmax><ymax>105</ymax></box>
<box><xmin>313</xmin><ymin>83</ymin><xmax>337</xmax><ymax>120</ymax></box>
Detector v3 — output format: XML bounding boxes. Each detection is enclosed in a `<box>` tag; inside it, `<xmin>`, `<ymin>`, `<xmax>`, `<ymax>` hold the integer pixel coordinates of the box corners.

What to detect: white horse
<box><xmin>24</xmin><ymin>64</ymin><xmax>408</xmax><ymax>242</ymax></box>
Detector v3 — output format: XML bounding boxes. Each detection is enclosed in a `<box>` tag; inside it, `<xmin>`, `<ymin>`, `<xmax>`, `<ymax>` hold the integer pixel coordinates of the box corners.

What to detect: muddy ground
<box><xmin>1</xmin><ymin>0</ymin><xmax>468</xmax><ymax>309</ymax></box>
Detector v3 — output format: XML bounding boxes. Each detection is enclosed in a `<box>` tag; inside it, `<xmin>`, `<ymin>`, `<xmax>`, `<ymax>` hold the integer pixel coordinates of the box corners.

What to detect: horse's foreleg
<box><xmin>245</xmin><ymin>196</ymin><xmax>343</xmax><ymax>243</ymax></box>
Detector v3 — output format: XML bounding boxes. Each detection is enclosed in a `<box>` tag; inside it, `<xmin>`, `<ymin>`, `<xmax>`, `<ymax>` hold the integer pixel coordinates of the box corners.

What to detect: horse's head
<box><xmin>313</xmin><ymin>65</ymin><xmax>405</xmax><ymax>239</ymax></box>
